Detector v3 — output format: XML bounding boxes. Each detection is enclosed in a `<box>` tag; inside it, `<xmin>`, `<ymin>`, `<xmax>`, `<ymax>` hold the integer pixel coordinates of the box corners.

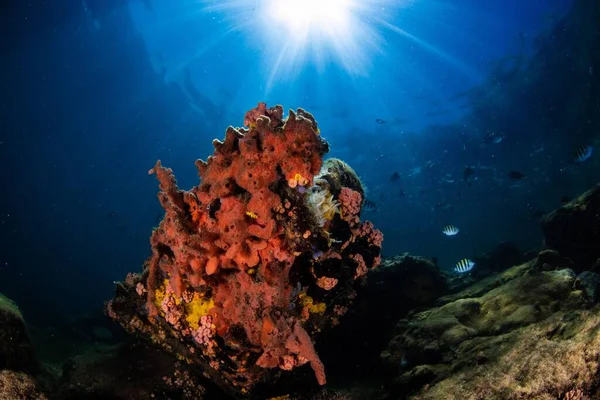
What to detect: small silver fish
<box><xmin>442</xmin><ymin>225</ymin><xmax>459</xmax><ymax>236</ymax></box>
<box><xmin>455</xmin><ymin>258</ymin><xmax>475</xmax><ymax>273</ymax></box>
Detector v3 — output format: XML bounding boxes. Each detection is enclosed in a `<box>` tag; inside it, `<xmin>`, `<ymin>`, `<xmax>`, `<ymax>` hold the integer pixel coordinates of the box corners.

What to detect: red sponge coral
<box><xmin>106</xmin><ymin>103</ymin><xmax>383</xmax><ymax>396</ymax></box>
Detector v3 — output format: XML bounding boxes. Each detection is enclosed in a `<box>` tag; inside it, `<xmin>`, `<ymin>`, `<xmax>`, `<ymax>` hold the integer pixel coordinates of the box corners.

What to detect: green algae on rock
<box><xmin>0</xmin><ymin>293</ymin><xmax>35</xmax><ymax>373</ymax></box>
<box><xmin>381</xmin><ymin>260</ymin><xmax>598</xmax><ymax>399</ymax></box>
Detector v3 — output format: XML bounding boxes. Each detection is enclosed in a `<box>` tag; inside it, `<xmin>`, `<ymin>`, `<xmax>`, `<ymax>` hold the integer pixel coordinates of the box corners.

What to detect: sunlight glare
<box><xmin>268</xmin><ymin>0</ymin><xmax>352</xmax><ymax>36</ymax></box>
<box><xmin>199</xmin><ymin>0</ymin><xmax>404</xmax><ymax>88</ymax></box>
<box><xmin>258</xmin><ymin>0</ymin><xmax>380</xmax><ymax>86</ymax></box>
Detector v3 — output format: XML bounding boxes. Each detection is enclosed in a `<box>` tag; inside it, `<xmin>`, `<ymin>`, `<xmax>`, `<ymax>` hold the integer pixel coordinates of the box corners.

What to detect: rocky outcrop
<box><xmin>472</xmin><ymin>241</ymin><xmax>529</xmax><ymax>276</ymax></box>
<box><xmin>0</xmin><ymin>370</ymin><xmax>47</xmax><ymax>400</ymax></box>
<box><xmin>51</xmin><ymin>341</ymin><xmax>210</xmax><ymax>400</ymax></box>
<box><xmin>0</xmin><ymin>293</ymin><xmax>35</xmax><ymax>372</ymax></box>
<box><xmin>0</xmin><ymin>293</ymin><xmax>46</xmax><ymax>399</ymax></box>
<box><xmin>381</xmin><ymin>259</ymin><xmax>600</xmax><ymax>399</ymax></box>
<box><xmin>371</xmin><ymin>254</ymin><xmax>449</xmax><ymax>311</ymax></box>
<box><xmin>541</xmin><ymin>183</ymin><xmax>600</xmax><ymax>272</ymax></box>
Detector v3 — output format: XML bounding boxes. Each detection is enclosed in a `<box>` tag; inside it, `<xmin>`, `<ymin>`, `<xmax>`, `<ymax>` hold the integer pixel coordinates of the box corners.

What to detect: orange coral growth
<box><xmin>147</xmin><ymin>106</ymin><xmax>326</xmax><ymax>286</ymax></box>
<box><xmin>107</xmin><ymin>103</ymin><xmax>383</xmax><ymax>396</ymax></box>
<box><xmin>316</xmin><ymin>276</ymin><xmax>339</xmax><ymax>290</ymax></box>
<box><xmin>285</xmin><ymin>322</ymin><xmax>327</xmax><ymax>385</ymax></box>
<box><xmin>144</xmin><ymin>103</ymin><xmax>331</xmax><ymax>385</ymax></box>
<box><xmin>338</xmin><ymin>187</ymin><xmax>362</xmax><ymax>224</ymax></box>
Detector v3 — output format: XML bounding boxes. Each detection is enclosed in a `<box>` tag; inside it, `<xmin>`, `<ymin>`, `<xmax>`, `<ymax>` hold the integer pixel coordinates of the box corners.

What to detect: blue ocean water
<box><xmin>0</xmin><ymin>0</ymin><xmax>596</xmax><ymax>340</ymax></box>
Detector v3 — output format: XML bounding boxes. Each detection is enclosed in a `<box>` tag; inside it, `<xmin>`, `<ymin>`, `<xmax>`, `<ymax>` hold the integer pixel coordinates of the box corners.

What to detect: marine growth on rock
<box><xmin>106</xmin><ymin>102</ymin><xmax>383</xmax><ymax>397</ymax></box>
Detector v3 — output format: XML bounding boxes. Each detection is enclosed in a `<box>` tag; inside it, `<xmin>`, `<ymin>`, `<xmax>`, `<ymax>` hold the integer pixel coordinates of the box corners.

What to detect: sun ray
<box><xmin>197</xmin><ymin>0</ymin><xmax>398</xmax><ymax>85</ymax></box>
<box><xmin>374</xmin><ymin>17</ymin><xmax>478</xmax><ymax>80</ymax></box>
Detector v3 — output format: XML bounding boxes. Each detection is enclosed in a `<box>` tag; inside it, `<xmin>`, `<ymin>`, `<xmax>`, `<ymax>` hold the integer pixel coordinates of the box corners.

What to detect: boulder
<box><xmin>541</xmin><ymin>183</ymin><xmax>600</xmax><ymax>272</ymax></box>
<box><xmin>0</xmin><ymin>293</ymin><xmax>45</xmax><ymax>399</ymax></box>
<box><xmin>472</xmin><ymin>241</ymin><xmax>528</xmax><ymax>276</ymax></box>
<box><xmin>0</xmin><ymin>293</ymin><xmax>35</xmax><ymax>372</ymax></box>
<box><xmin>381</xmin><ymin>260</ymin><xmax>597</xmax><ymax>399</ymax></box>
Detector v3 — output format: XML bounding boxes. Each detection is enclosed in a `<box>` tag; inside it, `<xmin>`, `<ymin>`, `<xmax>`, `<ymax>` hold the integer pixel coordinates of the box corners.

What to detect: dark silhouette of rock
<box><xmin>0</xmin><ymin>293</ymin><xmax>46</xmax><ymax>399</ymax></box>
<box><xmin>542</xmin><ymin>183</ymin><xmax>600</xmax><ymax>272</ymax></box>
<box><xmin>51</xmin><ymin>341</ymin><xmax>211</xmax><ymax>400</ymax></box>
<box><xmin>576</xmin><ymin>271</ymin><xmax>600</xmax><ymax>304</ymax></box>
<box><xmin>0</xmin><ymin>293</ymin><xmax>35</xmax><ymax>373</ymax></box>
<box><xmin>318</xmin><ymin>253</ymin><xmax>448</xmax><ymax>385</ymax></box>
<box><xmin>473</xmin><ymin>241</ymin><xmax>528</xmax><ymax>276</ymax></box>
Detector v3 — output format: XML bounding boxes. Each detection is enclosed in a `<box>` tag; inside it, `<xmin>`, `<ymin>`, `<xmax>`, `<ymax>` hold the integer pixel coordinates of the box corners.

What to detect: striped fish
<box><xmin>454</xmin><ymin>258</ymin><xmax>475</xmax><ymax>273</ymax></box>
<box><xmin>575</xmin><ymin>145</ymin><xmax>593</xmax><ymax>162</ymax></box>
<box><xmin>362</xmin><ymin>199</ymin><xmax>378</xmax><ymax>212</ymax></box>
<box><xmin>442</xmin><ymin>225</ymin><xmax>459</xmax><ymax>236</ymax></box>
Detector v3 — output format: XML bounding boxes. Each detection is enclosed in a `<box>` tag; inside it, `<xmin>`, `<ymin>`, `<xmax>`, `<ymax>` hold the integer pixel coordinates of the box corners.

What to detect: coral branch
<box><xmin>285</xmin><ymin>322</ymin><xmax>327</xmax><ymax>385</ymax></box>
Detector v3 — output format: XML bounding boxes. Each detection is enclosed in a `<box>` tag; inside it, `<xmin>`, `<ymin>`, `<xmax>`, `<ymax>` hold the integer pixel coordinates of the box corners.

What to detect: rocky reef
<box><xmin>542</xmin><ymin>183</ymin><xmax>600</xmax><ymax>272</ymax></box>
<box><xmin>0</xmin><ymin>293</ymin><xmax>47</xmax><ymax>399</ymax></box>
<box><xmin>0</xmin><ymin>293</ymin><xmax>35</xmax><ymax>372</ymax></box>
<box><xmin>5</xmin><ymin>183</ymin><xmax>600</xmax><ymax>399</ymax></box>
<box><xmin>106</xmin><ymin>103</ymin><xmax>383</xmax><ymax>398</ymax></box>
<box><xmin>381</xmin><ymin>183</ymin><xmax>600</xmax><ymax>400</ymax></box>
